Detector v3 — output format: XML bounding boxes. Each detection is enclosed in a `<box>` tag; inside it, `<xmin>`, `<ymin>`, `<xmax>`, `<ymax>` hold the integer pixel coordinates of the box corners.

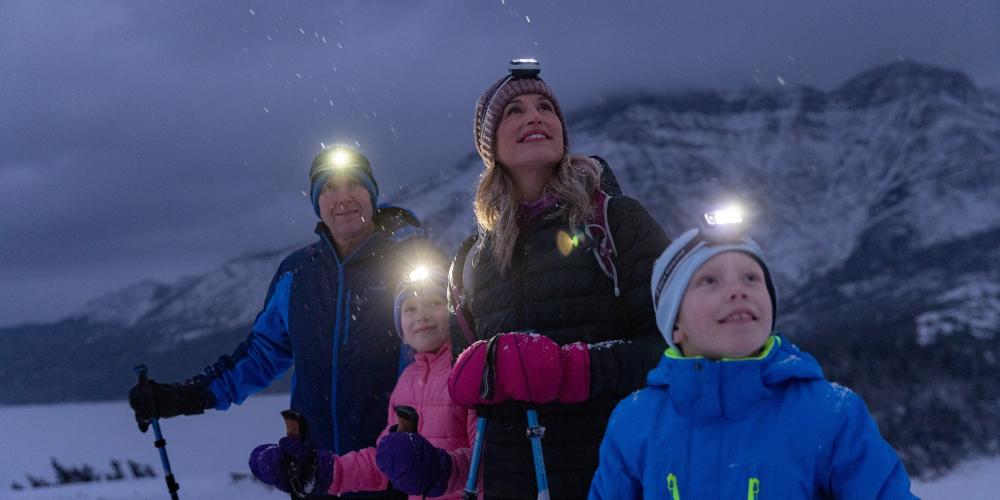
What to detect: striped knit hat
<box><xmin>474</xmin><ymin>64</ymin><xmax>568</xmax><ymax>170</ymax></box>
<box><xmin>650</xmin><ymin>228</ymin><xmax>778</xmax><ymax>350</ymax></box>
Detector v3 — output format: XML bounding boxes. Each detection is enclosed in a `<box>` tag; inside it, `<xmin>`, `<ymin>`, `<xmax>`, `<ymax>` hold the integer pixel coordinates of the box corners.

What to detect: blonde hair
<box><xmin>474</xmin><ymin>154</ymin><xmax>602</xmax><ymax>273</ymax></box>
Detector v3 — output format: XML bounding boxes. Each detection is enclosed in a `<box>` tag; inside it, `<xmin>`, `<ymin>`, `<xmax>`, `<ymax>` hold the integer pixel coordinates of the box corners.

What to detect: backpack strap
<box><xmin>585</xmin><ymin>189</ymin><xmax>621</xmax><ymax>297</ymax></box>
<box><xmin>448</xmin><ymin>233</ymin><xmax>481</xmax><ymax>345</ymax></box>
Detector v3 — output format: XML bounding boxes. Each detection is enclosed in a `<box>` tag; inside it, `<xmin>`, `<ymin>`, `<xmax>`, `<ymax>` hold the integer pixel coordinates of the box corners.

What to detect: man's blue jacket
<box><xmin>589</xmin><ymin>335</ymin><xmax>916</xmax><ymax>499</ymax></box>
<box><xmin>195</xmin><ymin>208</ymin><xmax>442</xmax><ymax>455</ymax></box>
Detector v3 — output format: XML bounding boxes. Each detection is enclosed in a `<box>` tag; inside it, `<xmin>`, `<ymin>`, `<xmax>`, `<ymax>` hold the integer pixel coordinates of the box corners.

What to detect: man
<box><xmin>129</xmin><ymin>146</ymin><xmax>443</xmax><ymax>486</ymax></box>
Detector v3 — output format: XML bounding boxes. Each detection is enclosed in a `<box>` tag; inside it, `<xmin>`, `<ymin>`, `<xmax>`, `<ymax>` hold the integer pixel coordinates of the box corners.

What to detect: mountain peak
<box><xmin>833</xmin><ymin>60</ymin><xmax>979</xmax><ymax>108</ymax></box>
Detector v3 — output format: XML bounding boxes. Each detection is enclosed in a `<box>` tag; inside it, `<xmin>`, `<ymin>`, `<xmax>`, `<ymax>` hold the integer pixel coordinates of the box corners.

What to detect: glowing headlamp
<box><xmin>331</xmin><ymin>149</ymin><xmax>352</xmax><ymax>167</ymax></box>
<box><xmin>407</xmin><ymin>266</ymin><xmax>430</xmax><ymax>283</ymax></box>
<box><xmin>308</xmin><ymin>145</ymin><xmax>373</xmax><ymax>184</ymax></box>
<box><xmin>698</xmin><ymin>205</ymin><xmax>747</xmax><ymax>244</ymax></box>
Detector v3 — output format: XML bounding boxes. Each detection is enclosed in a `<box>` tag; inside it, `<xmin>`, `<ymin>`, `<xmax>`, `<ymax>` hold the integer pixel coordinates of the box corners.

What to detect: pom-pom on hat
<box><xmin>393</xmin><ymin>266</ymin><xmax>449</xmax><ymax>339</ymax></box>
<box><xmin>474</xmin><ymin>59</ymin><xmax>568</xmax><ymax>170</ymax></box>
<box><xmin>650</xmin><ymin>222</ymin><xmax>778</xmax><ymax>350</ymax></box>
<box><xmin>308</xmin><ymin>145</ymin><xmax>379</xmax><ymax>218</ymax></box>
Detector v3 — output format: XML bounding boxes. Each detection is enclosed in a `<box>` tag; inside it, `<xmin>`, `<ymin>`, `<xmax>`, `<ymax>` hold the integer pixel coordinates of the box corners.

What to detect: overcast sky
<box><xmin>1</xmin><ymin>0</ymin><xmax>998</xmax><ymax>327</ymax></box>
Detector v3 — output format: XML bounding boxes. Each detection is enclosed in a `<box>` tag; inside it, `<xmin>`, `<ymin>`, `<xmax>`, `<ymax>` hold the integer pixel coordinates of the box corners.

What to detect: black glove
<box><xmin>128</xmin><ymin>377</ymin><xmax>212</xmax><ymax>432</ymax></box>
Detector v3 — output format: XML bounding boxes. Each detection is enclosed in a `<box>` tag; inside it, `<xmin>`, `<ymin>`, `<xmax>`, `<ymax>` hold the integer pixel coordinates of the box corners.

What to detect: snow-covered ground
<box><xmin>0</xmin><ymin>394</ymin><xmax>994</xmax><ymax>499</ymax></box>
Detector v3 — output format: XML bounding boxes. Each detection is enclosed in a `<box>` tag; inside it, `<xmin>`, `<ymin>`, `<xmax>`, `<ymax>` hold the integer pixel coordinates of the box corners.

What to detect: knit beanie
<box><xmin>474</xmin><ymin>66</ymin><xmax>568</xmax><ymax>170</ymax></box>
<box><xmin>393</xmin><ymin>267</ymin><xmax>449</xmax><ymax>339</ymax></box>
<box><xmin>650</xmin><ymin>228</ymin><xmax>778</xmax><ymax>350</ymax></box>
<box><xmin>308</xmin><ymin>146</ymin><xmax>379</xmax><ymax>218</ymax></box>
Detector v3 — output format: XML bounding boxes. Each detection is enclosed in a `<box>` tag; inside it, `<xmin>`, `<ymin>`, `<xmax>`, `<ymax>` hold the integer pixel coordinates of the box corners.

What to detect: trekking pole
<box><xmin>464</xmin><ymin>334</ymin><xmax>502</xmax><ymax>499</ymax></box>
<box><xmin>464</xmin><ymin>416</ymin><xmax>487</xmax><ymax>500</ymax></box>
<box><xmin>133</xmin><ymin>365</ymin><xmax>181</xmax><ymax>500</ymax></box>
<box><xmin>280</xmin><ymin>410</ymin><xmax>310</xmax><ymax>500</ymax></box>
<box><xmin>525</xmin><ymin>408</ymin><xmax>550</xmax><ymax>500</ymax></box>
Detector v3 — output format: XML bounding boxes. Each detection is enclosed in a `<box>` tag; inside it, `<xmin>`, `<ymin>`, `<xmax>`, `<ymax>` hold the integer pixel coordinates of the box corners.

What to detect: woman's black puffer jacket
<box><xmin>452</xmin><ymin>194</ymin><xmax>669</xmax><ymax>499</ymax></box>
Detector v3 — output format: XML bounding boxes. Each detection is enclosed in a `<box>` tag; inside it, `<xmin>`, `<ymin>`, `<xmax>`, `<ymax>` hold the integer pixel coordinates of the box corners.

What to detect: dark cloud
<box><xmin>1</xmin><ymin>0</ymin><xmax>997</xmax><ymax>326</ymax></box>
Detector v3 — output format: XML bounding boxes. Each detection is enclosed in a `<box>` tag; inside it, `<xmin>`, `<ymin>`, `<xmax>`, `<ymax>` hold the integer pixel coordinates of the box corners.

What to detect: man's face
<box><xmin>317</xmin><ymin>173</ymin><xmax>375</xmax><ymax>248</ymax></box>
<box><xmin>673</xmin><ymin>251</ymin><xmax>773</xmax><ymax>359</ymax></box>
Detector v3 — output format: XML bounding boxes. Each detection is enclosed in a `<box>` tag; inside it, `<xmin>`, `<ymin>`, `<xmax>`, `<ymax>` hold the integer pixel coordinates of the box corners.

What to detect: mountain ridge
<box><xmin>3</xmin><ymin>60</ymin><xmax>998</xmax><ymax>477</ymax></box>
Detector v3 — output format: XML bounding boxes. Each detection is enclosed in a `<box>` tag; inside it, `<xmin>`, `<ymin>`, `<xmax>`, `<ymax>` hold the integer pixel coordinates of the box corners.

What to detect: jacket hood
<box><xmin>646</xmin><ymin>335</ymin><xmax>824</xmax><ymax>419</ymax></box>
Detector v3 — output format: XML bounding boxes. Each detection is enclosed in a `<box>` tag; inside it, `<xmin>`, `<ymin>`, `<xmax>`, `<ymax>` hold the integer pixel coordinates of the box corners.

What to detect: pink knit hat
<box><xmin>473</xmin><ymin>69</ymin><xmax>568</xmax><ymax>170</ymax></box>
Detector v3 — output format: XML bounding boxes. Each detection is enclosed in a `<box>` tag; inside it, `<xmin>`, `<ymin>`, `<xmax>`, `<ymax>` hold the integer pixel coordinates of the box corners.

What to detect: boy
<box><xmin>250</xmin><ymin>267</ymin><xmax>476</xmax><ymax>499</ymax></box>
<box><xmin>588</xmin><ymin>212</ymin><xmax>916</xmax><ymax>499</ymax></box>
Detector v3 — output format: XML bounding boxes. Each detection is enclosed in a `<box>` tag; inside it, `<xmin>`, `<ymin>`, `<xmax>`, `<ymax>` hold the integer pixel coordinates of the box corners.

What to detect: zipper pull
<box><xmin>747</xmin><ymin>477</ymin><xmax>760</xmax><ymax>500</ymax></box>
<box><xmin>667</xmin><ymin>472</ymin><xmax>680</xmax><ymax>500</ymax></box>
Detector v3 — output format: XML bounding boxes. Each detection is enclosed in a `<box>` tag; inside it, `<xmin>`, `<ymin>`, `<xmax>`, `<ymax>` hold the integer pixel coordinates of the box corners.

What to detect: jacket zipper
<box><xmin>515</xmin><ymin>240</ymin><xmax>526</xmax><ymax>328</ymax></box>
<box><xmin>747</xmin><ymin>477</ymin><xmax>759</xmax><ymax>500</ymax></box>
<box><xmin>341</xmin><ymin>292</ymin><xmax>353</xmax><ymax>346</ymax></box>
<box><xmin>667</xmin><ymin>473</ymin><xmax>680</xmax><ymax>500</ymax></box>
<box><xmin>663</xmin><ymin>472</ymin><xmax>757</xmax><ymax>499</ymax></box>
<box><xmin>331</xmin><ymin>264</ymin><xmax>345</xmax><ymax>454</ymax></box>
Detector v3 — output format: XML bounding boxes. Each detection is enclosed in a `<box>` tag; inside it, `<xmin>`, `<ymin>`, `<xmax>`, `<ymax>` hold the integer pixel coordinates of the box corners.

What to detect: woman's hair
<box><xmin>474</xmin><ymin>154</ymin><xmax>602</xmax><ymax>273</ymax></box>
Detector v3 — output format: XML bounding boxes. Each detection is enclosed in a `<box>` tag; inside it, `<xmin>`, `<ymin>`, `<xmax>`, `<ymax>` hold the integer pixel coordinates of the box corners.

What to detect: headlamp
<box><xmin>407</xmin><ymin>266</ymin><xmax>430</xmax><ymax>283</ymax></box>
<box><xmin>509</xmin><ymin>58</ymin><xmax>541</xmax><ymax>78</ymax></box>
<box><xmin>308</xmin><ymin>145</ymin><xmax>372</xmax><ymax>183</ymax></box>
<box><xmin>698</xmin><ymin>205</ymin><xmax>747</xmax><ymax>244</ymax></box>
<box><xmin>331</xmin><ymin>149</ymin><xmax>352</xmax><ymax>167</ymax></box>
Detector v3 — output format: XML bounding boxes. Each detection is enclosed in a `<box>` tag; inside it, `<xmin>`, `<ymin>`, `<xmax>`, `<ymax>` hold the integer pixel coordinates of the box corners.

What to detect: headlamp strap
<box><xmin>653</xmin><ymin>236</ymin><xmax>706</xmax><ymax>307</ymax></box>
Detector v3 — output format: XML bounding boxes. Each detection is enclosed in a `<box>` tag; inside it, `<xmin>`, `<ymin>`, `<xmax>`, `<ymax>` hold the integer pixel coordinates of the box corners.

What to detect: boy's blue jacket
<box><xmin>193</xmin><ymin>208</ymin><xmax>441</xmax><ymax>456</ymax></box>
<box><xmin>589</xmin><ymin>335</ymin><xmax>916</xmax><ymax>499</ymax></box>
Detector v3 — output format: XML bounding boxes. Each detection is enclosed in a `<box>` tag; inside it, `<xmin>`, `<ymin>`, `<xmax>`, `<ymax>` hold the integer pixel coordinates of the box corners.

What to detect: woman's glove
<box><xmin>448</xmin><ymin>332</ymin><xmax>590</xmax><ymax>407</ymax></box>
<box><xmin>376</xmin><ymin>432</ymin><xmax>452</xmax><ymax>497</ymax></box>
<box><xmin>128</xmin><ymin>377</ymin><xmax>212</xmax><ymax>432</ymax></box>
<box><xmin>248</xmin><ymin>436</ymin><xmax>334</xmax><ymax>496</ymax></box>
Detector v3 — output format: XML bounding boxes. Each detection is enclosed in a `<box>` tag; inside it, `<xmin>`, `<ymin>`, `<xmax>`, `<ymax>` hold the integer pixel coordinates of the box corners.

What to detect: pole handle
<box><xmin>393</xmin><ymin>405</ymin><xmax>419</xmax><ymax>433</ymax></box>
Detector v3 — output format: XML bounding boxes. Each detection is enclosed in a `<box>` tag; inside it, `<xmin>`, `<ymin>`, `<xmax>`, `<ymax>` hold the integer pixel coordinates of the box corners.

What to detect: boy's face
<box><xmin>400</xmin><ymin>293</ymin><xmax>450</xmax><ymax>353</ymax></box>
<box><xmin>673</xmin><ymin>251</ymin><xmax>773</xmax><ymax>359</ymax></box>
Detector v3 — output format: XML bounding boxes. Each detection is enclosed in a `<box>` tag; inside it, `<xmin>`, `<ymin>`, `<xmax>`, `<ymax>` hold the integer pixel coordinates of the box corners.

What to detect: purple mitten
<box><xmin>249</xmin><ymin>443</ymin><xmax>292</xmax><ymax>493</ymax></box>
<box><xmin>376</xmin><ymin>432</ymin><xmax>452</xmax><ymax>497</ymax></box>
<box><xmin>248</xmin><ymin>437</ymin><xmax>334</xmax><ymax>495</ymax></box>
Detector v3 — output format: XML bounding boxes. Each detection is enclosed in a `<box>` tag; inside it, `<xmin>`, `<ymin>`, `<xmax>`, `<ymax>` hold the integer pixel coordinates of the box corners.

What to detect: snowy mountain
<box><xmin>2</xmin><ymin>61</ymin><xmax>998</xmax><ymax>477</ymax></box>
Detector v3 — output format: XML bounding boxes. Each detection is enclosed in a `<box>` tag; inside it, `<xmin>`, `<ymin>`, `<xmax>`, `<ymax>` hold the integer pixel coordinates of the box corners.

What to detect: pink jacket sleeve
<box><xmin>325</xmin><ymin>402</ymin><xmax>399</xmax><ymax>495</ymax></box>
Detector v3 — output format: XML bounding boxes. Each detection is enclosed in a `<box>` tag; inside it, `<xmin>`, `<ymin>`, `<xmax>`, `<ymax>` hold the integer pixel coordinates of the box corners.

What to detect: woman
<box><xmin>447</xmin><ymin>60</ymin><xmax>670</xmax><ymax>499</ymax></box>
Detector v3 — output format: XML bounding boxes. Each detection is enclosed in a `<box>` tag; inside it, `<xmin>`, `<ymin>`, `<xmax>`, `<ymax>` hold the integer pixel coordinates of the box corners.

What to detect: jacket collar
<box><xmin>314</xmin><ymin>204</ymin><xmax>423</xmax><ymax>265</ymax></box>
<box><xmin>646</xmin><ymin>335</ymin><xmax>824</xmax><ymax>419</ymax></box>
<box><xmin>411</xmin><ymin>341</ymin><xmax>452</xmax><ymax>372</ymax></box>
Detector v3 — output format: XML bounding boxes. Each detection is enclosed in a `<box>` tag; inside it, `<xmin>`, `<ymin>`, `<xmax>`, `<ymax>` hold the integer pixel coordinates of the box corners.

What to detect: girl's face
<box><xmin>400</xmin><ymin>293</ymin><xmax>450</xmax><ymax>353</ymax></box>
<box><xmin>495</xmin><ymin>93</ymin><xmax>564</xmax><ymax>178</ymax></box>
<box><xmin>673</xmin><ymin>252</ymin><xmax>773</xmax><ymax>359</ymax></box>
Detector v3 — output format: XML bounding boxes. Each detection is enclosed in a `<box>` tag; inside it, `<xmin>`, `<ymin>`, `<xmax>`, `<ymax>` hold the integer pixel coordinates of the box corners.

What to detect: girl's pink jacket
<box><xmin>326</xmin><ymin>341</ymin><xmax>477</xmax><ymax>498</ymax></box>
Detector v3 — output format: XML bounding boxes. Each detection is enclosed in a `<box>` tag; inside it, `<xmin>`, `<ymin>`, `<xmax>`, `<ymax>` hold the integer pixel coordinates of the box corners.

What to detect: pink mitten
<box><xmin>557</xmin><ymin>342</ymin><xmax>590</xmax><ymax>403</ymax></box>
<box><xmin>449</xmin><ymin>333</ymin><xmax>575</xmax><ymax>408</ymax></box>
<box><xmin>449</xmin><ymin>339</ymin><xmax>506</xmax><ymax>407</ymax></box>
<box><xmin>495</xmin><ymin>333</ymin><xmax>562</xmax><ymax>404</ymax></box>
